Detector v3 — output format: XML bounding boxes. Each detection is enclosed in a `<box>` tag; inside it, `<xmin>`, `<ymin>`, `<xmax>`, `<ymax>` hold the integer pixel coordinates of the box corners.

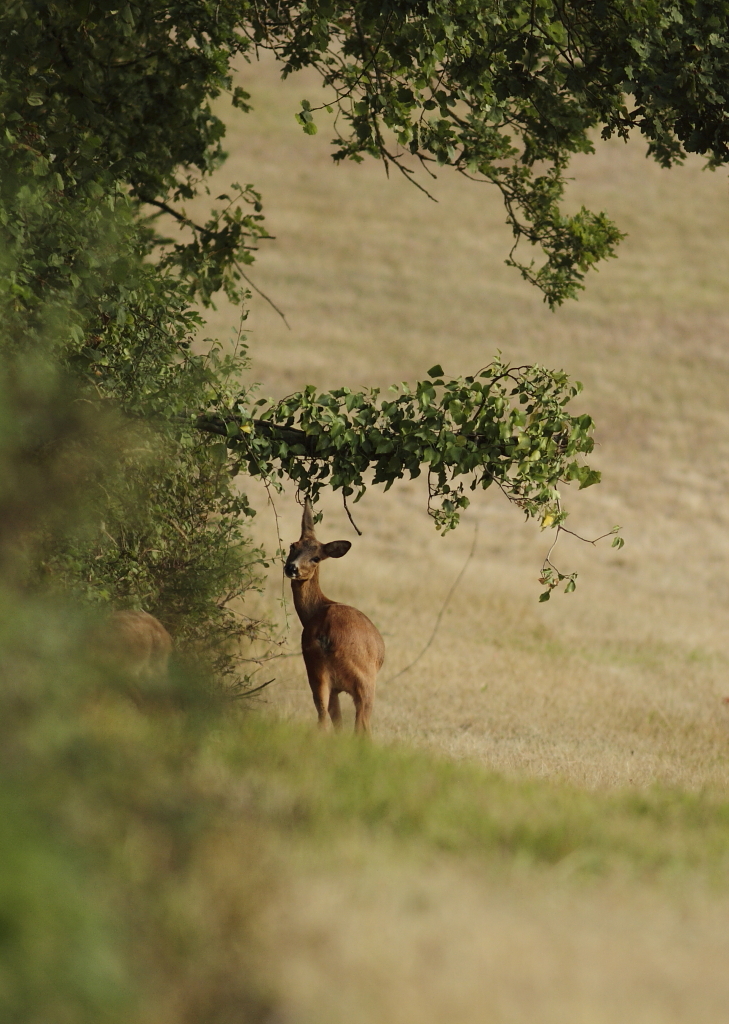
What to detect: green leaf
<box><xmin>578</xmin><ymin>468</ymin><xmax>601</xmax><ymax>489</ymax></box>
<box><xmin>539</xmin><ymin>590</ymin><xmax>551</xmax><ymax>602</ymax></box>
<box><xmin>427</xmin><ymin>364</ymin><xmax>444</xmax><ymax>378</ymax></box>
<box><xmin>211</xmin><ymin>442</ymin><xmax>228</xmax><ymax>464</ymax></box>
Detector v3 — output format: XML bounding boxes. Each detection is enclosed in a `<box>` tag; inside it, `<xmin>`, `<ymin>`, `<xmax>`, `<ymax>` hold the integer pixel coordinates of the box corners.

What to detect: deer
<box><xmin>90</xmin><ymin>609</ymin><xmax>173</xmax><ymax>693</ymax></box>
<box><xmin>284</xmin><ymin>499</ymin><xmax>385</xmax><ymax>735</ymax></box>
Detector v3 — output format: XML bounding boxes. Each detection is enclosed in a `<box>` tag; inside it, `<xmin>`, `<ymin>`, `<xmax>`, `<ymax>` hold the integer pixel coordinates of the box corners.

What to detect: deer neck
<box><xmin>291</xmin><ymin>568</ymin><xmax>332</xmax><ymax>627</ymax></box>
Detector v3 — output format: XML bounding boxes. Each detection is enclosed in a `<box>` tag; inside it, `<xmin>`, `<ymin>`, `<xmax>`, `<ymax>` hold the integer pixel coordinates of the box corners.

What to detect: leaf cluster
<box><xmin>202</xmin><ymin>358</ymin><xmax>598</xmax><ymax>533</ymax></box>
<box><xmin>247</xmin><ymin>0</ymin><xmax>729</xmax><ymax>304</ymax></box>
<box><xmin>0</xmin><ymin>0</ymin><xmax>267</xmax><ymax>305</ymax></box>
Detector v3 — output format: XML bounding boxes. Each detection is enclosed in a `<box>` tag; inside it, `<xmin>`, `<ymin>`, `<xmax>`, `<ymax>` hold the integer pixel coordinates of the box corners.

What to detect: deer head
<box><xmin>284</xmin><ymin>499</ymin><xmax>351</xmax><ymax>581</ymax></box>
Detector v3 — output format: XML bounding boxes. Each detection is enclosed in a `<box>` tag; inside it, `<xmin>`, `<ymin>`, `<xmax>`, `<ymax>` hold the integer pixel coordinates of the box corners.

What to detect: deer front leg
<box><xmin>304</xmin><ymin>656</ymin><xmax>332</xmax><ymax>730</ymax></box>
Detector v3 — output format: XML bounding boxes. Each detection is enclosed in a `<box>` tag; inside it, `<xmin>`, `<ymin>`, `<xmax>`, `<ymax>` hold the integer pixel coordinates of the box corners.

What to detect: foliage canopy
<box><xmin>256</xmin><ymin>0</ymin><xmax>729</xmax><ymax>303</ymax></box>
<box><xmin>8</xmin><ymin>0</ymin><xmax>728</xmax><ymax>306</ymax></box>
<box><xmin>5</xmin><ymin>0</ymin><xmax>724</xmax><ymax>622</ymax></box>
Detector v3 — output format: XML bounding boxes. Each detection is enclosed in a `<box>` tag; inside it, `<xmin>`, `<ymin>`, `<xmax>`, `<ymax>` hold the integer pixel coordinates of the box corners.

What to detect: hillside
<box><xmin>171</xmin><ymin>53</ymin><xmax>729</xmax><ymax>1024</ymax></box>
<box><xmin>192</xmin><ymin>54</ymin><xmax>729</xmax><ymax>790</ymax></box>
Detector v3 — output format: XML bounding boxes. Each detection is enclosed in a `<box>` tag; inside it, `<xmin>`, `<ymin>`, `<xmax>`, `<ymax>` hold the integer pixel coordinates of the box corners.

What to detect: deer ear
<box><xmin>323</xmin><ymin>540</ymin><xmax>351</xmax><ymax>559</ymax></box>
<box><xmin>301</xmin><ymin>498</ymin><xmax>316</xmax><ymax>538</ymax></box>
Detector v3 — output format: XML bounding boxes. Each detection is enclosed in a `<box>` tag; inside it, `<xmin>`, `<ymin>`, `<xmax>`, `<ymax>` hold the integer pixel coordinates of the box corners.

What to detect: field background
<box><xmin>186</xmin><ymin>54</ymin><xmax>729</xmax><ymax>1024</ymax></box>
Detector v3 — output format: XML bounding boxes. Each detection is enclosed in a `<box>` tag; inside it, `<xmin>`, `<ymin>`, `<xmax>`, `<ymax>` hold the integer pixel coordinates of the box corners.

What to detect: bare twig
<box><xmin>385</xmin><ymin>150</ymin><xmax>438</xmax><ymax>200</ymax></box>
<box><xmin>230</xmin><ymin>677</ymin><xmax>276</xmax><ymax>699</ymax></box>
<box><xmin>263</xmin><ymin>480</ymin><xmax>290</xmax><ymax>636</ymax></box>
<box><xmin>142</xmin><ymin>196</ymin><xmax>289</xmax><ymax>327</ymax></box>
<box><xmin>343</xmin><ymin>492</ymin><xmax>363</xmax><ymax>535</ymax></box>
<box><xmin>143</xmin><ymin>196</ymin><xmax>249</xmax><ymax>244</ymax></box>
<box><xmin>540</xmin><ymin>517</ymin><xmax>622</xmax><ymax>597</ymax></box>
<box><xmin>234</xmin><ymin>260</ymin><xmax>290</xmax><ymax>328</ymax></box>
<box><xmin>386</xmin><ymin>521</ymin><xmax>478</xmax><ymax>684</ymax></box>
<box><xmin>161</xmin><ymin>516</ymin><xmax>190</xmax><ymax>543</ymax></box>
<box><xmin>557</xmin><ymin>525</ymin><xmax>622</xmax><ymax>546</ymax></box>
<box><xmin>237</xmin><ymin>650</ymin><xmax>290</xmax><ymax>665</ymax></box>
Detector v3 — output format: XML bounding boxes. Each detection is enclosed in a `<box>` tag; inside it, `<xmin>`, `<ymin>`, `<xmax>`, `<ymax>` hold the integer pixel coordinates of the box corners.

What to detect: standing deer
<box><xmin>284</xmin><ymin>499</ymin><xmax>385</xmax><ymax>734</ymax></box>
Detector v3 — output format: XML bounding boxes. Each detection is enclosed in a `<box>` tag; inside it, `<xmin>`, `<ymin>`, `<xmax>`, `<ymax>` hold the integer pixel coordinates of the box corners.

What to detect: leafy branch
<box><xmin>538</xmin><ymin>512</ymin><xmax>623</xmax><ymax>602</ymax></box>
<box><xmin>194</xmin><ymin>357</ymin><xmax>599</xmax><ymax>524</ymax></box>
<box><xmin>143</xmin><ymin>183</ymin><xmax>272</xmax><ymax>306</ymax></box>
<box><xmin>190</xmin><ymin>356</ymin><xmax>622</xmax><ymax>596</ymax></box>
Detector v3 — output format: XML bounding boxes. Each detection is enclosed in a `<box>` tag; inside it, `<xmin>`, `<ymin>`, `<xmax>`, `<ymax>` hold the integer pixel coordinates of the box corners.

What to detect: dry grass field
<box><xmin>184</xmin><ymin>54</ymin><xmax>729</xmax><ymax>1024</ymax></box>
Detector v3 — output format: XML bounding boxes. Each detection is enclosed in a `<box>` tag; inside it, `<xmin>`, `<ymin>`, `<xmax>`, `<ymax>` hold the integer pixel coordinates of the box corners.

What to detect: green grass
<box><xmin>6</xmin><ymin>622</ymin><xmax>729</xmax><ymax>1024</ymax></box>
<box><xmin>221</xmin><ymin>715</ymin><xmax>729</xmax><ymax>880</ymax></box>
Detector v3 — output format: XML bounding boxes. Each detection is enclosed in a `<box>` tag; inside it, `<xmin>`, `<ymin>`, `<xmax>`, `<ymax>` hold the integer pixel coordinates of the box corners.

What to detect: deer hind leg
<box><xmin>328</xmin><ymin>690</ymin><xmax>343</xmax><ymax>730</ymax></box>
<box><xmin>312</xmin><ymin>679</ymin><xmax>332</xmax><ymax>729</ymax></box>
<box><xmin>352</xmin><ymin>675</ymin><xmax>376</xmax><ymax>736</ymax></box>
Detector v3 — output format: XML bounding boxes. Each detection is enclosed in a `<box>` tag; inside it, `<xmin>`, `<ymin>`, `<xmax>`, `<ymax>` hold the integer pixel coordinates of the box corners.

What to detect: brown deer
<box><xmin>284</xmin><ymin>499</ymin><xmax>385</xmax><ymax>734</ymax></box>
<box><xmin>91</xmin><ymin>610</ymin><xmax>173</xmax><ymax>686</ymax></box>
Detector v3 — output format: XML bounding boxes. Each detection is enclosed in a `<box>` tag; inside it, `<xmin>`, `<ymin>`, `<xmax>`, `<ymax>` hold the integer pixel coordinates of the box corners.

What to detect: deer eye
<box><xmin>312</xmin><ymin>556</ymin><xmax>321</xmax><ymax>563</ymax></box>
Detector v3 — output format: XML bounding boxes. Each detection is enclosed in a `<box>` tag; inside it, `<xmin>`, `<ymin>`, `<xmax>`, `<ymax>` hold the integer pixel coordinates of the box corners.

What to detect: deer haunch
<box><xmin>92</xmin><ymin>609</ymin><xmax>172</xmax><ymax>683</ymax></box>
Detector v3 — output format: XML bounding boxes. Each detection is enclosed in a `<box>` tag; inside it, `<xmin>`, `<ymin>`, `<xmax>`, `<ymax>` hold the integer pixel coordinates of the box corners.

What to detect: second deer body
<box><xmin>285</xmin><ymin>500</ymin><xmax>384</xmax><ymax>734</ymax></box>
<box><xmin>90</xmin><ymin>609</ymin><xmax>172</xmax><ymax>691</ymax></box>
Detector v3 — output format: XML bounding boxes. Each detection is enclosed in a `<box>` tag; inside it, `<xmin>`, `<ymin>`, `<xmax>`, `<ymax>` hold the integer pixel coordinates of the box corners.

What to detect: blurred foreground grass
<box><xmin>0</xmin><ymin>592</ymin><xmax>273</xmax><ymax>1024</ymax></box>
<box><xmin>6</xmin><ymin>634</ymin><xmax>729</xmax><ymax>1023</ymax></box>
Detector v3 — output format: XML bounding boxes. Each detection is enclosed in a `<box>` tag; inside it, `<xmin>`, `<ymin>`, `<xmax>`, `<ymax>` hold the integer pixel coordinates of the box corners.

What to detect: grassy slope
<box><xmin>67</xmin><ymin>702</ymin><xmax>729</xmax><ymax>1024</ymax></box>
<box><xmin>10</xmin><ymin>648</ymin><xmax>729</xmax><ymax>1024</ymax></box>
<box><xmin>196</xmin><ymin>54</ymin><xmax>729</xmax><ymax>791</ymax></box>
<box><xmin>231</xmin><ymin>717</ymin><xmax>729</xmax><ymax>876</ymax></box>
<box><xmin>170</xmin><ymin>53</ymin><xmax>729</xmax><ymax>1024</ymax></box>
<box><xmin>186</xmin><ymin>713</ymin><xmax>729</xmax><ymax>1024</ymax></box>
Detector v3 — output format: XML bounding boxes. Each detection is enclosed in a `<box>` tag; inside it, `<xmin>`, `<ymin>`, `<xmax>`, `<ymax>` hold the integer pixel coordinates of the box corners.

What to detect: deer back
<box><xmin>92</xmin><ymin>609</ymin><xmax>172</xmax><ymax>680</ymax></box>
